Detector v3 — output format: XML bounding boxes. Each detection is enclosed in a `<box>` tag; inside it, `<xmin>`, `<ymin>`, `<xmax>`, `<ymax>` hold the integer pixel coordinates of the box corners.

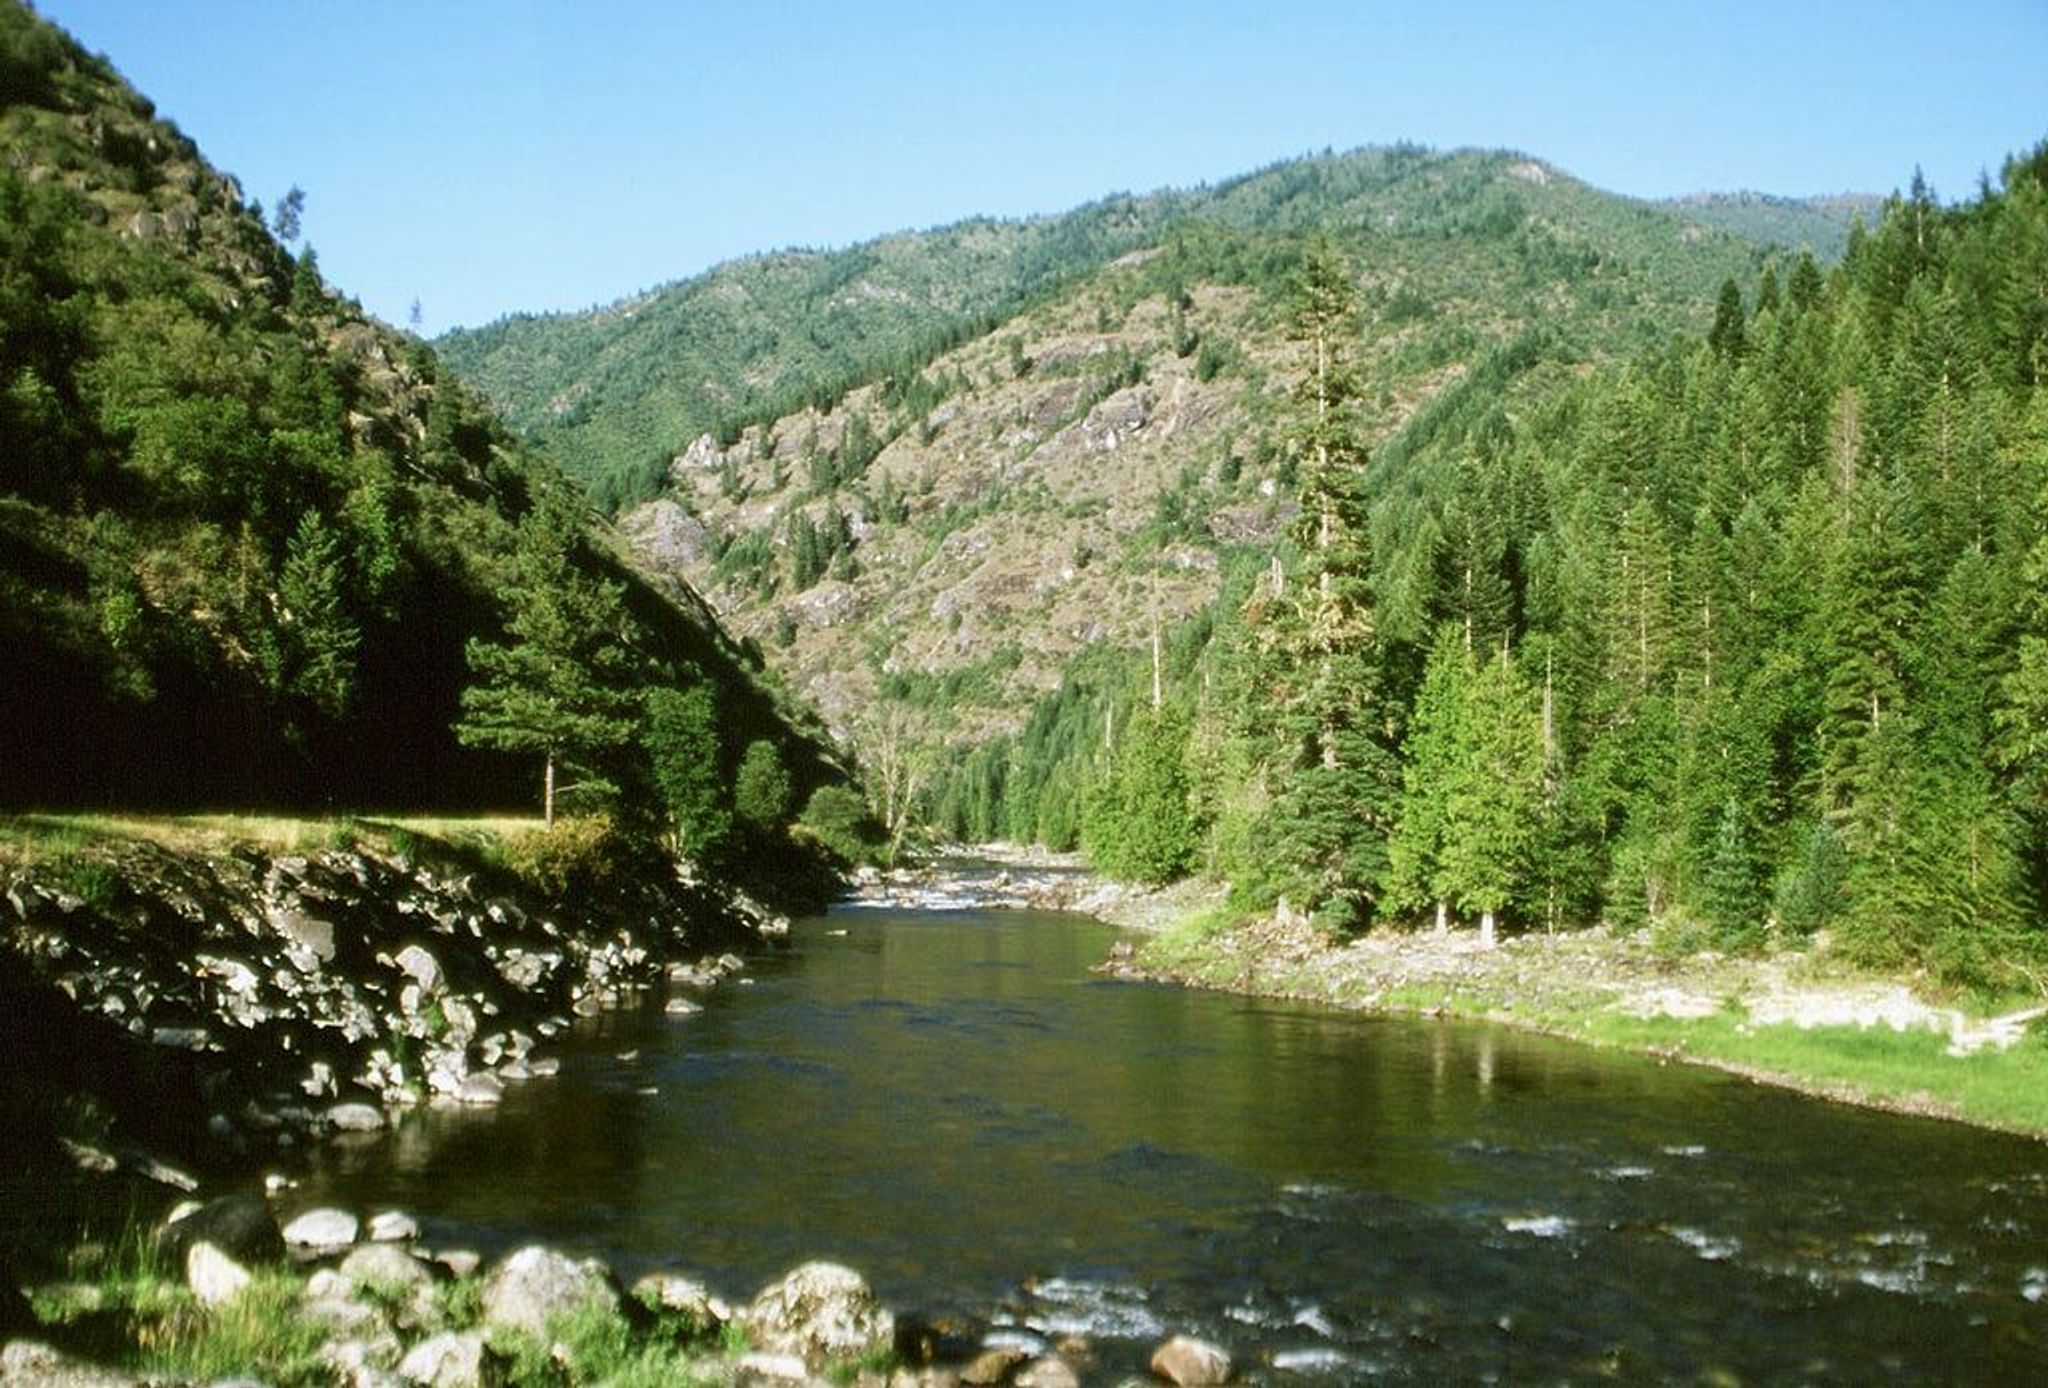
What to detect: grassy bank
<box><xmin>1128</xmin><ymin>905</ymin><xmax>2048</xmax><ymax>1139</ymax></box>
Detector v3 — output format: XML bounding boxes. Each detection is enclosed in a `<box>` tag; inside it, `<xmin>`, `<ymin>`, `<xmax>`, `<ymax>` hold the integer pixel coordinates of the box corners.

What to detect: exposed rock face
<box><xmin>746</xmin><ymin>1261</ymin><xmax>894</xmax><ymax>1367</ymax></box>
<box><xmin>479</xmin><ymin>1245</ymin><xmax>623</xmax><ymax>1338</ymax></box>
<box><xmin>1149</xmin><ymin>1334</ymin><xmax>1233</xmax><ymax>1385</ymax></box>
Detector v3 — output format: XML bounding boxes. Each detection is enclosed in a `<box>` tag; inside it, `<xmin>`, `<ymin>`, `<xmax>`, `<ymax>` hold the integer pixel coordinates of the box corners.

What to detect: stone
<box><xmin>961</xmin><ymin>1346</ymin><xmax>1028</xmax><ymax>1384</ymax></box>
<box><xmin>1148</xmin><ymin>1335</ymin><xmax>1232</xmax><ymax>1386</ymax></box>
<box><xmin>1</xmin><ymin>1340</ymin><xmax>146</xmax><ymax>1386</ymax></box>
<box><xmin>479</xmin><ymin>1245</ymin><xmax>622</xmax><ymax>1338</ymax></box>
<box><xmin>747</xmin><ymin>1261</ymin><xmax>894</xmax><ymax>1367</ymax></box>
<box><xmin>632</xmin><ymin>1271</ymin><xmax>728</xmax><ymax>1328</ymax></box>
<box><xmin>734</xmin><ymin>1351</ymin><xmax>811</xmax><ymax>1383</ymax></box>
<box><xmin>427</xmin><ymin>1248</ymin><xmax>482</xmax><ymax>1279</ymax></box>
<box><xmin>322</xmin><ymin>1331</ymin><xmax>406</xmax><ymax>1386</ymax></box>
<box><xmin>393</xmin><ymin>943</ymin><xmax>443</xmax><ymax>992</ymax></box>
<box><xmin>158</xmin><ymin>1194</ymin><xmax>283</xmax><ymax>1266</ymax></box>
<box><xmin>456</xmin><ymin>1074</ymin><xmax>504</xmax><ymax>1106</ymax></box>
<box><xmin>330</xmin><ymin>1101</ymin><xmax>387</xmax><ymax>1132</ymax></box>
<box><xmin>340</xmin><ymin>1242</ymin><xmax>436</xmax><ymax>1291</ymax></box>
<box><xmin>186</xmin><ymin>1241</ymin><xmax>252</xmax><ymax>1306</ymax></box>
<box><xmin>368</xmin><ymin>1210</ymin><xmax>421</xmax><ymax>1242</ymax></box>
<box><xmin>893</xmin><ymin>1311</ymin><xmax>984</xmax><ymax>1366</ymax></box>
<box><xmin>664</xmin><ymin>997</ymin><xmax>703</xmax><ymax>1016</ymax></box>
<box><xmin>283</xmin><ymin>1207</ymin><xmax>360</xmax><ymax>1251</ymax></box>
<box><xmin>398</xmin><ymin>1330</ymin><xmax>506</xmax><ymax>1388</ymax></box>
<box><xmin>1015</xmin><ymin>1357</ymin><xmax>1079</xmax><ymax>1388</ymax></box>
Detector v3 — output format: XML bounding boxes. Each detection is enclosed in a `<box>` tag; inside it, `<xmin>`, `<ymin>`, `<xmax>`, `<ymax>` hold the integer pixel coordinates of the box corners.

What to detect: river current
<box><xmin>298</xmin><ymin>878</ymin><xmax>2048</xmax><ymax>1381</ymax></box>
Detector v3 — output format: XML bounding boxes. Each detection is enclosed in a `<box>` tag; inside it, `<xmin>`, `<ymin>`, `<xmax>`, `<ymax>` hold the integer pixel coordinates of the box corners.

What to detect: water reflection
<box><xmin>297</xmin><ymin>904</ymin><xmax>2048</xmax><ymax>1382</ymax></box>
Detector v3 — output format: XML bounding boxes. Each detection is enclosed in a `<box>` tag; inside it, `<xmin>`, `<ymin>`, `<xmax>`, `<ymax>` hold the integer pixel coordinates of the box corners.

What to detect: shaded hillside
<box><xmin>0</xmin><ymin>0</ymin><xmax>831</xmax><ymax>814</ymax></box>
<box><xmin>1661</xmin><ymin>190</ymin><xmax>1883</xmax><ymax>260</ymax></box>
<box><xmin>438</xmin><ymin>144</ymin><xmax>1782</xmax><ymax>510</ymax></box>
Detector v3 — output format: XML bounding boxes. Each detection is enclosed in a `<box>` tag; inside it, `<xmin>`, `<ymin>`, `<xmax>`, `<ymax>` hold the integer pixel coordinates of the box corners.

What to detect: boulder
<box><xmin>962</xmin><ymin>1346</ymin><xmax>1028</xmax><ymax>1384</ymax></box>
<box><xmin>733</xmin><ymin>1350</ymin><xmax>810</xmax><ymax>1383</ymax></box>
<box><xmin>1</xmin><ymin>1340</ymin><xmax>145</xmax><ymax>1385</ymax></box>
<box><xmin>158</xmin><ymin>1194</ymin><xmax>283</xmax><ymax>1266</ymax></box>
<box><xmin>368</xmin><ymin>1210</ymin><xmax>421</xmax><ymax>1243</ymax></box>
<box><xmin>398</xmin><ymin>1330</ymin><xmax>507</xmax><ymax>1388</ymax></box>
<box><xmin>479</xmin><ymin>1245</ymin><xmax>622</xmax><ymax>1338</ymax></box>
<box><xmin>186</xmin><ymin>1241</ymin><xmax>252</xmax><ymax>1307</ymax></box>
<box><xmin>1016</xmin><ymin>1356</ymin><xmax>1080</xmax><ymax>1388</ymax></box>
<box><xmin>338</xmin><ymin>1242</ymin><xmax>436</xmax><ymax>1292</ymax></box>
<box><xmin>321</xmin><ymin>1331</ymin><xmax>406</xmax><ymax>1386</ymax></box>
<box><xmin>282</xmin><ymin>1207</ymin><xmax>360</xmax><ymax>1251</ymax></box>
<box><xmin>746</xmin><ymin>1261</ymin><xmax>894</xmax><ymax>1367</ymax></box>
<box><xmin>1149</xmin><ymin>1335</ymin><xmax>1232</xmax><ymax>1386</ymax></box>
<box><xmin>329</xmin><ymin>1102</ymin><xmax>387</xmax><ymax>1132</ymax></box>
<box><xmin>632</xmin><ymin>1271</ymin><xmax>728</xmax><ymax>1329</ymax></box>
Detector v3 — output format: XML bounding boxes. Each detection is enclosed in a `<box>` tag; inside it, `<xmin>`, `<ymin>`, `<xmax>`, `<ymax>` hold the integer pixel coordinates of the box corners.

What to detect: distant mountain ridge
<box><xmin>438</xmin><ymin>144</ymin><xmax>1851</xmax><ymax>509</ymax></box>
<box><xmin>1659</xmin><ymin>189</ymin><xmax>1883</xmax><ymax>260</ymax></box>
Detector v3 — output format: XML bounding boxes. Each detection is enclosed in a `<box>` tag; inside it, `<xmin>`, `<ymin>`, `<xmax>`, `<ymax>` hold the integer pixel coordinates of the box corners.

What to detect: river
<box><xmin>296</xmin><ymin>875</ymin><xmax>2048</xmax><ymax>1381</ymax></box>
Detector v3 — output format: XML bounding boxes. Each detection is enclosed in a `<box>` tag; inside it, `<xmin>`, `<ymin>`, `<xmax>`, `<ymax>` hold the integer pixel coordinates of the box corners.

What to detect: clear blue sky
<box><xmin>35</xmin><ymin>1</ymin><xmax>2047</xmax><ymax>336</ymax></box>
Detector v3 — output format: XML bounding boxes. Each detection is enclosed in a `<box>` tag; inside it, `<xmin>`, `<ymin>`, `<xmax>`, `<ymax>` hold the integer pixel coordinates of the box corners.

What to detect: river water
<box><xmin>298</xmin><ymin>882</ymin><xmax>2048</xmax><ymax>1381</ymax></box>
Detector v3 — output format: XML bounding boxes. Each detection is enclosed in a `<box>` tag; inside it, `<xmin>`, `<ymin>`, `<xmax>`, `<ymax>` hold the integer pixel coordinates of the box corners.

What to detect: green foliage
<box><xmin>495</xmin><ymin>815</ymin><xmax>619</xmax><ymax>896</ymax></box>
<box><xmin>1083</xmin><ymin>702</ymin><xmax>1198</xmax><ymax>885</ymax></box>
<box><xmin>644</xmin><ymin>680</ymin><xmax>732</xmax><ymax>859</ymax></box>
<box><xmin>457</xmin><ymin>491</ymin><xmax>642</xmax><ymax>821</ymax></box>
<box><xmin>733</xmin><ymin>739</ymin><xmax>793</xmax><ymax>830</ymax></box>
<box><xmin>797</xmin><ymin>783</ymin><xmax>884</xmax><ymax>866</ymax></box>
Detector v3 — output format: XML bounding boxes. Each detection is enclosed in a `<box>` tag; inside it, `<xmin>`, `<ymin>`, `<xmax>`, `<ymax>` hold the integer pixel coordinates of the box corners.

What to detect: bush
<box><xmin>733</xmin><ymin>741</ymin><xmax>792</xmax><ymax>831</ymax></box>
<box><xmin>797</xmin><ymin>784</ymin><xmax>883</xmax><ymax>866</ymax></box>
<box><xmin>496</xmin><ymin>815</ymin><xmax>618</xmax><ymax>897</ymax></box>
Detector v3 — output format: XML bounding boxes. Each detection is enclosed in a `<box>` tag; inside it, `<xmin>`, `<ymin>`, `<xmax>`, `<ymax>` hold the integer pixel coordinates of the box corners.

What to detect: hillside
<box><xmin>438</xmin><ymin>144</ymin><xmax>1785</xmax><ymax>510</ymax></box>
<box><xmin>0</xmin><ymin>0</ymin><xmax>834</xmax><ymax>821</ymax></box>
<box><xmin>1660</xmin><ymin>190</ymin><xmax>1883</xmax><ymax>261</ymax></box>
<box><xmin>518</xmin><ymin>154</ymin><xmax>1793</xmax><ymax>833</ymax></box>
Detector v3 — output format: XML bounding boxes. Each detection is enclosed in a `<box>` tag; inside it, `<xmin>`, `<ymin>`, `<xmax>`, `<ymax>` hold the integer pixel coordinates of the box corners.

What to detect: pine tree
<box><xmin>457</xmin><ymin>490</ymin><xmax>641</xmax><ymax>827</ymax></box>
<box><xmin>277</xmin><ymin>509</ymin><xmax>358</xmax><ymax>720</ymax></box>
<box><xmin>1386</xmin><ymin>627</ymin><xmax>1469</xmax><ymax>932</ymax></box>
<box><xmin>644</xmin><ymin>680</ymin><xmax>730</xmax><ymax>859</ymax></box>
<box><xmin>1249</xmin><ymin>238</ymin><xmax>1402</xmax><ymax>929</ymax></box>
<box><xmin>1442</xmin><ymin>645</ymin><xmax>1545</xmax><ymax>946</ymax></box>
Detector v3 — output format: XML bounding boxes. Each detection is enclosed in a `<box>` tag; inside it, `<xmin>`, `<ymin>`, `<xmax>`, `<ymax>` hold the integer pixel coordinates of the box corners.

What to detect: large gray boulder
<box><xmin>745</xmin><ymin>1261</ymin><xmax>893</xmax><ymax>1367</ymax></box>
<box><xmin>478</xmin><ymin>1246</ymin><xmax>622</xmax><ymax>1338</ymax></box>
<box><xmin>185</xmin><ymin>1242</ymin><xmax>252</xmax><ymax>1307</ymax></box>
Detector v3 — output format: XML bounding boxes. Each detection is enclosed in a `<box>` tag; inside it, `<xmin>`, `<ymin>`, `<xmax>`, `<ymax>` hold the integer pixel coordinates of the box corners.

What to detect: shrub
<box><xmin>797</xmin><ymin>784</ymin><xmax>883</xmax><ymax>866</ymax></box>
<box><xmin>496</xmin><ymin>815</ymin><xmax>618</xmax><ymax>897</ymax></box>
<box><xmin>733</xmin><ymin>741</ymin><xmax>792</xmax><ymax>831</ymax></box>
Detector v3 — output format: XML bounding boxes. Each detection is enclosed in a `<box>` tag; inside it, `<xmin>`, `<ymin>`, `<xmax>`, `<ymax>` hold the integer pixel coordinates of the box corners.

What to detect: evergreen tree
<box><xmin>1708</xmin><ymin>277</ymin><xmax>1746</xmax><ymax>359</ymax></box>
<box><xmin>1082</xmin><ymin>702</ymin><xmax>1197</xmax><ymax>885</ymax></box>
<box><xmin>1386</xmin><ymin>627</ymin><xmax>1469</xmax><ymax>932</ymax></box>
<box><xmin>734</xmin><ymin>738</ymin><xmax>793</xmax><ymax>831</ymax></box>
<box><xmin>457</xmin><ymin>490</ymin><xmax>640</xmax><ymax>827</ymax></box>
<box><xmin>276</xmin><ymin>508</ymin><xmax>358</xmax><ymax>721</ymax></box>
<box><xmin>1250</xmin><ymin>238</ymin><xmax>1402</xmax><ymax>929</ymax></box>
<box><xmin>1441</xmin><ymin>645</ymin><xmax>1545</xmax><ymax>946</ymax></box>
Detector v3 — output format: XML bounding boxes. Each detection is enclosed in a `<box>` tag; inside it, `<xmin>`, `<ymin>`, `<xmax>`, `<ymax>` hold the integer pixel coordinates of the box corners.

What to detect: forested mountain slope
<box><xmin>967</xmin><ymin>147</ymin><xmax>2048</xmax><ymax>991</ymax></box>
<box><xmin>439</xmin><ymin>145</ymin><xmax>1789</xmax><ymax>510</ymax></box>
<box><xmin>1659</xmin><ymin>190</ymin><xmax>1881</xmax><ymax>262</ymax></box>
<box><xmin>0</xmin><ymin>0</ymin><xmax>833</xmax><ymax>816</ymax></box>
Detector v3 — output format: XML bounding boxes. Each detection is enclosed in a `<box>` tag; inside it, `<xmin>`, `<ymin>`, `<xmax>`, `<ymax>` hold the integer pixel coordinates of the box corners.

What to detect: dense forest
<box><xmin>932</xmin><ymin>150</ymin><xmax>2048</xmax><ymax>990</ymax></box>
<box><xmin>0</xmin><ymin>1</ymin><xmax>864</xmax><ymax>865</ymax></box>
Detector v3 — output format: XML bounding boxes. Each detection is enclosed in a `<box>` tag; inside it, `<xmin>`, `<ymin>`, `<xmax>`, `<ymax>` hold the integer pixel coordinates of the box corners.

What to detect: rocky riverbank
<box><xmin>0</xmin><ymin>820</ymin><xmax>789</xmax><ymax>1302</ymax></box>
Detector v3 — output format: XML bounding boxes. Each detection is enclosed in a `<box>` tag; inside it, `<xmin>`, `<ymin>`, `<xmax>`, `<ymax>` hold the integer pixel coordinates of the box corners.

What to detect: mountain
<box><xmin>454</xmin><ymin>150</ymin><xmax>1799</xmax><ymax>824</ymax></box>
<box><xmin>439</xmin><ymin>144</ymin><xmax>1794</xmax><ymax>511</ymax></box>
<box><xmin>0</xmin><ymin>0</ymin><xmax>833</xmax><ymax>817</ymax></box>
<box><xmin>1660</xmin><ymin>190</ymin><xmax>1884</xmax><ymax>261</ymax></box>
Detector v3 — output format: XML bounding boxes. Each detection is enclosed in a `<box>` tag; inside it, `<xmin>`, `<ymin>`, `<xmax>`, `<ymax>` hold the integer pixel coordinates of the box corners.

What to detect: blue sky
<box><xmin>35</xmin><ymin>1</ymin><xmax>2048</xmax><ymax>336</ymax></box>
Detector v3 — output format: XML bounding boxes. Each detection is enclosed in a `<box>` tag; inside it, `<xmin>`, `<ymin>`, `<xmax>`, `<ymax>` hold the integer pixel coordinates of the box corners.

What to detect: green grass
<box><xmin>0</xmin><ymin>811</ymin><xmax>545</xmax><ymax>867</ymax></box>
<box><xmin>1583</xmin><ymin>1010</ymin><xmax>2048</xmax><ymax>1135</ymax></box>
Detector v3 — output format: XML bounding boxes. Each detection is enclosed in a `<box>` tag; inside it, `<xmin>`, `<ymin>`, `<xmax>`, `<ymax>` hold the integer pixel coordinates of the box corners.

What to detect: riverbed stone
<box><xmin>479</xmin><ymin>1245</ymin><xmax>622</xmax><ymax>1338</ymax></box>
<box><xmin>1</xmin><ymin>1340</ymin><xmax>147</xmax><ymax>1386</ymax></box>
<box><xmin>340</xmin><ymin>1241</ymin><xmax>436</xmax><ymax>1292</ymax></box>
<box><xmin>322</xmin><ymin>1330</ymin><xmax>405</xmax><ymax>1387</ymax></box>
<box><xmin>734</xmin><ymin>1351</ymin><xmax>811</xmax><ymax>1383</ymax></box>
<box><xmin>962</xmin><ymin>1346</ymin><xmax>1028</xmax><ymax>1384</ymax></box>
<box><xmin>398</xmin><ymin>1330</ymin><xmax>506</xmax><ymax>1388</ymax></box>
<box><xmin>1015</xmin><ymin>1356</ymin><xmax>1080</xmax><ymax>1388</ymax></box>
<box><xmin>283</xmin><ymin>1207</ymin><xmax>360</xmax><ymax>1251</ymax></box>
<box><xmin>368</xmin><ymin>1210</ymin><xmax>421</xmax><ymax>1242</ymax></box>
<box><xmin>329</xmin><ymin>1101</ymin><xmax>387</xmax><ymax>1132</ymax></box>
<box><xmin>159</xmin><ymin>1193</ymin><xmax>282</xmax><ymax>1266</ymax></box>
<box><xmin>186</xmin><ymin>1241</ymin><xmax>252</xmax><ymax>1306</ymax></box>
<box><xmin>632</xmin><ymin>1270</ymin><xmax>728</xmax><ymax>1329</ymax></box>
<box><xmin>1148</xmin><ymin>1335</ymin><xmax>1231</xmax><ymax>1386</ymax></box>
<box><xmin>747</xmin><ymin>1261</ymin><xmax>894</xmax><ymax>1366</ymax></box>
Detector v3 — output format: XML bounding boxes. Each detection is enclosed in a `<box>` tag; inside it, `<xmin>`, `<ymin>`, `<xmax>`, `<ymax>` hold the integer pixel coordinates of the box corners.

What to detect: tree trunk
<box><xmin>1479</xmin><ymin>909</ymin><xmax>1496</xmax><ymax>949</ymax></box>
<box><xmin>1434</xmin><ymin>900</ymin><xmax>1448</xmax><ymax>937</ymax></box>
<box><xmin>543</xmin><ymin>753</ymin><xmax>556</xmax><ymax>830</ymax></box>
